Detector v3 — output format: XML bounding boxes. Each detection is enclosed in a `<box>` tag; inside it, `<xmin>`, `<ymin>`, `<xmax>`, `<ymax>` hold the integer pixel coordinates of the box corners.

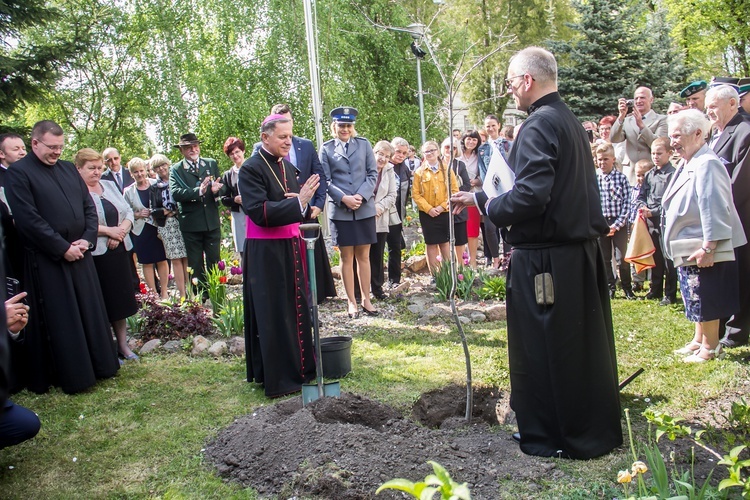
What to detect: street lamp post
<box><xmin>406</xmin><ymin>24</ymin><xmax>427</xmax><ymax>146</ymax></box>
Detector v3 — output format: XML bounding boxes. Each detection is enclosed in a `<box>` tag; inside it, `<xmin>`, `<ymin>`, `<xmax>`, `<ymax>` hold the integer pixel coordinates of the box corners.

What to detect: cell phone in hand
<box><xmin>6</xmin><ymin>277</ymin><xmax>20</xmax><ymax>300</ymax></box>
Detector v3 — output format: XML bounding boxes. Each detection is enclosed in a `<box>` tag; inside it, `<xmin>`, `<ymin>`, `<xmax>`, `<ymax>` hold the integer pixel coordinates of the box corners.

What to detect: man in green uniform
<box><xmin>169</xmin><ymin>133</ymin><xmax>225</xmax><ymax>296</ymax></box>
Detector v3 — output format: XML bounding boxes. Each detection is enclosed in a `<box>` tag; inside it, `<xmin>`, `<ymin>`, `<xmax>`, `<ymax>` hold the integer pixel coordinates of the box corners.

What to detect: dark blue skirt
<box><xmin>132</xmin><ymin>223</ymin><xmax>167</xmax><ymax>264</ymax></box>
<box><xmin>330</xmin><ymin>216</ymin><xmax>376</xmax><ymax>247</ymax></box>
<box><xmin>677</xmin><ymin>260</ymin><xmax>739</xmax><ymax>322</ymax></box>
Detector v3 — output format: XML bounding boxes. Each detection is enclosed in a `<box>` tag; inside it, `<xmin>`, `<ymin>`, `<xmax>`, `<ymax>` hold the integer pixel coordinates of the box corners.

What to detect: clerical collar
<box><xmin>526</xmin><ymin>92</ymin><xmax>561</xmax><ymax>115</ymax></box>
<box><xmin>260</xmin><ymin>146</ymin><xmax>282</xmax><ymax>163</ymax></box>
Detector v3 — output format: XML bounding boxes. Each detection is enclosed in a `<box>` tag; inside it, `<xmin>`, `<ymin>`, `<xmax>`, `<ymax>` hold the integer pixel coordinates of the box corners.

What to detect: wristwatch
<box><xmin>701</xmin><ymin>246</ymin><xmax>713</xmax><ymax>254</ymax></box>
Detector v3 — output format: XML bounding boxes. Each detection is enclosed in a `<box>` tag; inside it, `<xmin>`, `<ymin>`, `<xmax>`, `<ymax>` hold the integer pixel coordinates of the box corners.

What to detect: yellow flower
<box><xmin>631</xmin><ymin>461</ymin><xmax>648</xmax><ymax>475</ymax></box>
<box><xmin>617</xmin><ymin>470</ymin><xmax>633</xmax><ymax>483</ymax></box>
<box><xmin>187</xmin><ymin>266</ymin><xmax>194</xmax><ymax>275</ymax></box>
<box><xmin>233</xmin><ymin>260</ymin><xmax>239</xmax><ymax>266</ymax></box>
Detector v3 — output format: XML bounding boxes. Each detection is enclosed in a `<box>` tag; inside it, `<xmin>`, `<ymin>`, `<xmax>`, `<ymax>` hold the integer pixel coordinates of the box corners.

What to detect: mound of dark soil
<box><xmin>204</xmin><ymin>388</ymin><xmax>556</xmax><ymax>499</ymax></box>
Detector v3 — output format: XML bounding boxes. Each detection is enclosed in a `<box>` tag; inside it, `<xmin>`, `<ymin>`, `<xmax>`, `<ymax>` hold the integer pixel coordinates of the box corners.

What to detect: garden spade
<box><xmin>299</xmin><ymin>223</ymin><xmax>340</xmax><ymax>405</ymax></box>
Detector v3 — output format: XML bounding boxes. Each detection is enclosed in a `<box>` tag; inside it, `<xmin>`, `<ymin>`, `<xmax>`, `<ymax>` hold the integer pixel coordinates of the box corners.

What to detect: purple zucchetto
<box><xmin>262</xmin><ymin>114</ymin><xmax>288</xmax><ymax>126</ymax></box>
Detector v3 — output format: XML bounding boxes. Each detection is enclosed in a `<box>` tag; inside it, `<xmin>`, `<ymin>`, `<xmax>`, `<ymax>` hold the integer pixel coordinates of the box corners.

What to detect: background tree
<box><xmin>0</xmin><ymin>0</ymin><xmax>87</xmax><ymax>128</ymax></box>
<box><xmin>550</xmin><ymin>0</ymin><xmax>689</xmax><ymax>120</ymax></box>
<box><xmin>662</xmin><ymin>0</ymin><xmax>750</xmax><ymax>77</ymax></box>
<box><xmin>639</xmin><ymin>6</ymin><xmax>690</xmax><ymax>110</ymax></box>
<box><xmin>22</xmin><ymin>0</ymin><xmax>155</xmax><ymax>154</ymax></box>
<box><xmin>550</xmin><ymin>0</ymin><xmax>648</xmax><ymax>121</ymax></box>
<box><xmin>447</xmin><ymin>0</ymin><xmax>575</xmax><ymax>126</ymax></box>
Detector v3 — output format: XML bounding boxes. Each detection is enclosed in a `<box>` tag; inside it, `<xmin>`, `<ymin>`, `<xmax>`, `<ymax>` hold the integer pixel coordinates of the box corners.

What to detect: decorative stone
<box><xmin>423</xmin><ymin>306</ymin><xmax>447</xmax><ymax>319</ymax></box>
<box><xmin>470</xmin><ymin>312</ymin><xmax>487</xmax><ymax>323</ymax></box>
<box><xmin>407</xmin><ymin>305</ymin><xmax>422</xmax><ymax>315</ymax></box>
<box><xmin>458</xmin><ymin>315</ymin><xmax>471</xmax><ymax>324</ymax></box>
<box><xmin>409</xmin><ymin>293</ymin><xmax>434</xmax><ymax>308</ymax></box>
<box><xmin>192</xmin><ymin>335</ymin><xmax>211</xmax><ymax>356</ymax></box>
<box><xmin>140</xmin><ymin>339</ymin><xmax>161</xmax><ymax>354</ymax></box>
<box><xmin>485</xmin><ymin>304</ymin><xmax>507</xmax><ymax>322</ymax></box>
<box><xmin>208</xmin><ymin>341</ymin><xmax>228</xmax><ymax>358</ymax></box>
<box><xmin>228</xmin><ymin>336</ymin><xmax>245</xmax><ymax>356</ymax></box>
<box><xmin>405</xmin><ymin>255</ymin><xmax>427</xmax><ymax>273</ymax></box>
<box><xmin>163</xmin><ymin>340</ymin><xmax>182</xmax><ymax>353</ymax></box>
<box><xmin>227</xmin><ymin>274</ymin><xmax>242</xmax><ymax>285</ymax></box>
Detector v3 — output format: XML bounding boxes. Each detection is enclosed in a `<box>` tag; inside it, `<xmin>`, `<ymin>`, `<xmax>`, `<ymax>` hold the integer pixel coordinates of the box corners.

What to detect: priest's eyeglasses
<box><xmin>36</xmin><ymin>140</ymin><xmax>64</xmax><ymax>152</ymax></box>
<box><xmin>504</xmin><ymin>74</ymin><xmax>536</xmax><ymax>93</ymax></box>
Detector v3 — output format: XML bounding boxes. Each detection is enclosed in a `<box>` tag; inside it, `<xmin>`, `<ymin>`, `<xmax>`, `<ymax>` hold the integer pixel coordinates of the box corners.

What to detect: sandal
<box><xmin>674</xmin><ymin>341</ymin><xmax>701</xmax><ymax>355</ymax></box>
<box><xmin>683</xmin><ymin>345</ymin><xmax>724</xmax><ymax>363</ymax></box>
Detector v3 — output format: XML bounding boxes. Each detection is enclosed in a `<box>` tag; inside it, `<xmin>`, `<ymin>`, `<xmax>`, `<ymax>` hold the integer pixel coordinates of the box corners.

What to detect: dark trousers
<box><xmin>386</xmin><ymin>223</ymin><xmax>403</xmax><ymax>284</ymax></box>
<box><xmin>182</xmin><ymin>228</ymin><xmax>221</xmax><ymax>290</ymax></box>
<box><xmin>600</xmin><ymin>221</ymin><xmax>631</xmax><ymax>291</ymax></box>
<box><xmin>648</xmin><ymin>227</ymin><xmax>677</xmax><ymax>299</ymax></box>
<box><xmin>370</xmin><ymin>232</ymin><xmax>388</xmax><ymax>297</ymax></box>
<box><xmin>722</xmin><ymin>243</ymin><xmax>750</xmax><ymax>344</ymax></box>
<box><xmin>0</xmin><ymin>400</ymin><xmax>40</xmax><ymax>450</ymax></box>
<box><xmin>481</xmin><ymin>216</ymin><xmax>500</xmax><ymax>260</ymax></box>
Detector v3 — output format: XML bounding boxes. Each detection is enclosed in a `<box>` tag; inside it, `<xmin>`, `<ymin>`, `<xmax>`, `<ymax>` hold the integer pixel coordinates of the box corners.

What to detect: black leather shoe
<box><xmin>644</xmin><ymin>292</ymin><xmax>662</xmax><ymax>300</ymax></box>
<box><xmin>373</xmin><ymin>292</ymin><xmax>387</xmax><ymax>300</ymax></box>
<box><xmin>624</xmin><ymin>290</ymin><xmax>636</xmax><ymax>300</ymax></box>
<box><xmin>609</xmin><ymin>289</ymin><xmax>616</xmax><ymax>299</ymax></box>
<box><xmin>348</xmin><ymin>312</ymin><xmax>359</xmax><ymax>319</ymax></box>
<box><xmin>511</xmin><ymin>432</ymin><xmax>521</xmax><ymax>443</ymax></box>
<box><xmin>659</xmin><ymin>297</ymin><xmax>674</xmax><ymax>306</ymax></box>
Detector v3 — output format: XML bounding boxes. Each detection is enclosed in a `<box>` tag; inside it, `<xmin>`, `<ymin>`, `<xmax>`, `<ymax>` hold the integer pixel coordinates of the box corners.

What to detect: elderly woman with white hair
<box><xmin>662</xmin><ymin>109</ymin><xmax>746</xmax><ymax>362</ymax></box>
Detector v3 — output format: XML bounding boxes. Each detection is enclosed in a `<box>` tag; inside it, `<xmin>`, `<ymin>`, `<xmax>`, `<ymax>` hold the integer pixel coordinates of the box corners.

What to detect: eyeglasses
<box><xmin>504</xmin><ymin>74</ymin><xmax>535</xmax><ymax>93</ymax></box>
<box><xmin>104</xmin><ymin>156</ymin><xmax>120</xmax><ymax>162</ymax></box>
<box><xmin>37</xmin><ymin>139</ymin><xmax>64</xmax><ymax>152</ymax></box>
<box><xmin>423</xmin><ymin>149</ymin><xmax>438</xmax><ymax>154</ymax></box>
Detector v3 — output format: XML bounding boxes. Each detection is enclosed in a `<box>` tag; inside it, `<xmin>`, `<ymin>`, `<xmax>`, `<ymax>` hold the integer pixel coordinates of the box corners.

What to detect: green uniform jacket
<box><xmin>169</xmin><ymin>157</ymin><xmax>227</xmax><ymax>233</ymax></box>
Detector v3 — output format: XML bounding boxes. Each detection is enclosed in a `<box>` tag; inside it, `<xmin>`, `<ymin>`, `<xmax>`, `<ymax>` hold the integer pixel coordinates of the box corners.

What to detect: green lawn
<box><xmin>2</xmin><ymin>297</ymin><xmax>749</xmax><ymax>499</ymax></box>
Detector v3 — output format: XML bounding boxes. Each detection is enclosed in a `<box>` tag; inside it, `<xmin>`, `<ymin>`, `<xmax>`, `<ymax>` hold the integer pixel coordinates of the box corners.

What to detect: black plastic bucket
<box><xmin>320</xmin><ymin>336</ymin><xmax>352</xmax><ymax>378</ymax></box>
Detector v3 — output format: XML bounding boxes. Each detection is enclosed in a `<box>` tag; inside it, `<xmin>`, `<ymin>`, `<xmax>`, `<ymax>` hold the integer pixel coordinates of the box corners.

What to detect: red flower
<box><xmin>139</xmin><ymin>283</ymin><xmax>148</xmax><ymax>294</ymax></box>
<box><xmin>219</xmin><ymin>275</ymin><xmax>227</xmax><ymax>284</ymax></box>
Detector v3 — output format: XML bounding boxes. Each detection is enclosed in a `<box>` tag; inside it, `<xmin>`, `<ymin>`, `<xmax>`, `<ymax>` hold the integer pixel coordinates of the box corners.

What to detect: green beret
<box><xmin>680</xmin><ymin>81</ymin><xmax>708</xmax><ymax>98</ymax></box>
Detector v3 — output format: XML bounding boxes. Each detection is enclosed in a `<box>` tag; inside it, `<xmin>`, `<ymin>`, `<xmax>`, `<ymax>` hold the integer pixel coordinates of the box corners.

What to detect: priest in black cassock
<box><xmin>5</xmin><ymin>121</ymin><xmax>119</xmax><ymax>394</ymax></box>
<box><xmin>240</xmin><ymin>114</ymin><xmax>321</xmax><ymax>398</ymax></box>
<box><xmin>452</xmin><ymin>47</ymin><xmax>622</xmax><ymax>459</ymax></box>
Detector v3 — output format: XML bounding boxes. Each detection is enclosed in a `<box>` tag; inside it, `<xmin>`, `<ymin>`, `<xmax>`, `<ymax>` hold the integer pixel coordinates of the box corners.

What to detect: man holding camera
<box><xmin>610</xmin><ymin>86</ymin><xmax>668</xmax><ymax>185</ymax></box>
<box><xmin>169</xmin><ymin>133</ymin><xmax>225</xmax><ymax>296</ymax></box>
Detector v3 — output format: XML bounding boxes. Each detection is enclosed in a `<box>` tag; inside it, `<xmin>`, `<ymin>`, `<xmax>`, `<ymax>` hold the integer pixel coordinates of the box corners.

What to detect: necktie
<box><xmin>344</xmin><ymin>142</ymin><xmax>349</xmax><ymax>155</ymax></box>
<box><xmin>115</xmin><ymin>171</ymin><xmax>122</xmax><ymax>190</ymax></box>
